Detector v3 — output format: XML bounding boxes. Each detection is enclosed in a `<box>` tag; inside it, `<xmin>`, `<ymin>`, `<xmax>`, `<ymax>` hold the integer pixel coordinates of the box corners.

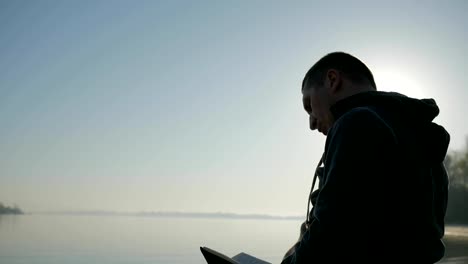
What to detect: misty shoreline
<box><xmin>23</xmin><ymin>211</ymin><xmax>304</xmax><ymax>220</ymax></box>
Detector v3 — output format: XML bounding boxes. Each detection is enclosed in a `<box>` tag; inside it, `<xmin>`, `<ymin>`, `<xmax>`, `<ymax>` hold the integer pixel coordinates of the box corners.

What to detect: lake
<box><xmin>0</xmin><ymin>214</ymin><xmax>467</xmax><ymax>264</ymax></box>
<box><xmin>0</xmin><ymin>214</ymin><xmax>302</xmax><ymax>264</ymax></box>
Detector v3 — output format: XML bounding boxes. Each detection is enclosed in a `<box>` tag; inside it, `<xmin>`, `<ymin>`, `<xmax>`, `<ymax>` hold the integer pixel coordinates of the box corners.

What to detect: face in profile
<box><xmin>302</xmin><ymin>82</ymin><xmax>335</xmax><ymax>136</ymax></box>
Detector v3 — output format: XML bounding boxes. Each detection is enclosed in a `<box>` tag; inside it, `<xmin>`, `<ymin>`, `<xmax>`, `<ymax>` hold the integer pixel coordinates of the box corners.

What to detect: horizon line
<box><xmin>26</xmin><ymin>210</ymin><xmax>304</xmax><ymax>220</ymax></box>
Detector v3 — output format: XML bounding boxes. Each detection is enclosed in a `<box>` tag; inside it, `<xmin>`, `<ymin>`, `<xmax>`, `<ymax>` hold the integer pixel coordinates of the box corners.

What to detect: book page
<box><xmin>232</xmin><ymin>252</ymin><xmax>271</xmax><ymax>264</ymax></box>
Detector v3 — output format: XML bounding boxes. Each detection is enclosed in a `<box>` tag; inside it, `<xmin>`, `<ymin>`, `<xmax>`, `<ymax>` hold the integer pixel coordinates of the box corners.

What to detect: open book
<box><xmin>200</xmin><ymin>246</ymin><xmax>272</xmax><ymax>264</ymax></box>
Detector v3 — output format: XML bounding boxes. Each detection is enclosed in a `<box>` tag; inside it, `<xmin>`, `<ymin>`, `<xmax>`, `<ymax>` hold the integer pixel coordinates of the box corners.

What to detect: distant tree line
<box><xmin>444</xmin><ymin>141</ymin><xmax>468</xmax><ymax>224</ymax></box>
<box><xmin>0</xmin><ymin>202</ymin><xmax>23</xmax><ymax>214</ymax></box>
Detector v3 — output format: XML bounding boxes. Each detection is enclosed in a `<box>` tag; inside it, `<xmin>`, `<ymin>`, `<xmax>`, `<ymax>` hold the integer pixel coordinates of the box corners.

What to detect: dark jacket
<box><xmin>286</xmin><ymin>91</ymin><xmax>450</xmax><ymax>263</ymax></box>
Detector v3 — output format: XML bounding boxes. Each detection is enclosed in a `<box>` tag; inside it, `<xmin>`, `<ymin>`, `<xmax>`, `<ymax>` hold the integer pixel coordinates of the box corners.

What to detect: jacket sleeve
<box><xmin>291</xmin><ymin>108</ymin><xmax>398</xmax><ymax>263</ymax></box>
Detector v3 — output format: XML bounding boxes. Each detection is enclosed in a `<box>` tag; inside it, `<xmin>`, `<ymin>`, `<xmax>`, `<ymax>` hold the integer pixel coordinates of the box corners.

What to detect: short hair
<box><xmin>302</xmin><ymin>52</ymin><xmax>377</xmax><ymax>90</ymax></box>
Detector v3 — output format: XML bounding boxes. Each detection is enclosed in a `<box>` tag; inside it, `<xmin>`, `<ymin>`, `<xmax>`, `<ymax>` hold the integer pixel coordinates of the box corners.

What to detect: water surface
<box><xmin>0</xmin><ymin>214</ymin><xmax>301</xmax><ymax>264</ymax></box>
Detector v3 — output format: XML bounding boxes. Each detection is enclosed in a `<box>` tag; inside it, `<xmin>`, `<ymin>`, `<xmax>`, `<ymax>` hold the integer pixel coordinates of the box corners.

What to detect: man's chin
<box><xmin>321</xmin><ymin>127</ymin><xmax>330</xmax><ymax>136</ymax></box>
<box><xmin>317</xmin><ymin>126</ymin><xmax>328</xmax><ymax>136</ymax></box>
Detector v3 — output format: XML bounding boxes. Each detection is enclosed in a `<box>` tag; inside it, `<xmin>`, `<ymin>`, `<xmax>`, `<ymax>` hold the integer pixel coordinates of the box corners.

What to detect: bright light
<box><xmin>374</xmin><ymin>69</ymin><xmax>426</xmax><ymax>99</ymax></box>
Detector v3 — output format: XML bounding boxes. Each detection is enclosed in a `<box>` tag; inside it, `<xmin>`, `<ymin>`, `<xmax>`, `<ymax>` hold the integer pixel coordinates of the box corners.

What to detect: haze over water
<box><xmin>0</xmin><ymin>214</ymin><xmax>301</xmax><ymax>264</ymax></box>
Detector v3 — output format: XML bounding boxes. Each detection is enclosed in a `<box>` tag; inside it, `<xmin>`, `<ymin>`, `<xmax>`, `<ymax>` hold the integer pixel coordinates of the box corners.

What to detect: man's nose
<box><xmin>309</xmin><ymin>115</ymin><xmax>318</xmax><ymax>131</ymax></box>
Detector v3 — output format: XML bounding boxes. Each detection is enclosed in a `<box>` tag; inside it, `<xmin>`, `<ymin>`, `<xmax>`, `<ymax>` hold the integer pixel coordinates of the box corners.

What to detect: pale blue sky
<box><xmin>1</xmin><ymin>0</ymin><xmax>467</xmax><ymax>215</ymax></box>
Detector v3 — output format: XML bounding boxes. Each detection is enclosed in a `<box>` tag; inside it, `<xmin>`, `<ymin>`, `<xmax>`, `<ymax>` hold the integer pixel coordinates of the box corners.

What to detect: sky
<box><xmin>1</xmin><ymin>0</ymin><xmax>467</xmax><ymax>216</ymax></box>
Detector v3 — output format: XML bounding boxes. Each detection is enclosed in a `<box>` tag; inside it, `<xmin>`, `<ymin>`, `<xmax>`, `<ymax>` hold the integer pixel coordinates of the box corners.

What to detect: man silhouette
<box><xmin>282</xmin><ymin>52</ymin><xmax>450</xmax><ymax>263</ymax></box>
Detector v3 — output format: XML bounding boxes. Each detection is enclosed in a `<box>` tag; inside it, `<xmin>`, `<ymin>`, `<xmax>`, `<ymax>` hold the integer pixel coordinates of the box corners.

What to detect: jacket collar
<box><xmin>329</xmin><ymin>91</ymin><xmax>380</xmax><ymax>120</ymax></box>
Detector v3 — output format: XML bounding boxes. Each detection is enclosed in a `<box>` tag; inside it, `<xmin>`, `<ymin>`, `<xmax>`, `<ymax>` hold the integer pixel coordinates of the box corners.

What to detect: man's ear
<box><xmin>325</xmin><ymin>69</ymin><xmax>342</xmax><ymax>94</ymax></box>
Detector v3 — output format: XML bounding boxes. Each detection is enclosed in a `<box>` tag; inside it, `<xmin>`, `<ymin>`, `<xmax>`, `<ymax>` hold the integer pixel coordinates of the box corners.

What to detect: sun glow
<box><xmin>374</xmin><ymin>69</ymin><xmax>426</xmax><ymax>99</ymax></box>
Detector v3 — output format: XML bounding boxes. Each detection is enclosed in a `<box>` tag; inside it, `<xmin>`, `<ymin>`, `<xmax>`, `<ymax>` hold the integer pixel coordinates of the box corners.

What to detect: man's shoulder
<box><xmin>325</xmin><ymin>106</ymin><xmax>397</xmax><ymax>153</ymax></box>
<box><xmin>333</xmin><ymin>106</ymin><xmax>389</xmax><ymax>132</ymax></box>
<box><xmin>324</xmin><ymin>106</ymin><xmax>398</xmax><ymax>165</ymax></box>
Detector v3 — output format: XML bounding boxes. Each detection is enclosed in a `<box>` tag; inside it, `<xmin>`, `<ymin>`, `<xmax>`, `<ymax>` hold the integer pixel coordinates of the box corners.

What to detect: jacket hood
<box><xmin>330</xmin><ymin>91</ymin><xmax>450</xmax><ymax>164</ymax></box>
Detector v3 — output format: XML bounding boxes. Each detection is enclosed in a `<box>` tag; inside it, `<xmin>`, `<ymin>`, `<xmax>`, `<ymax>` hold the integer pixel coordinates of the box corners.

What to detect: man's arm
<box><xmin>292</xmin><ymin>108</ymin><xmax>398</xmax><ymax>263</ymax></box>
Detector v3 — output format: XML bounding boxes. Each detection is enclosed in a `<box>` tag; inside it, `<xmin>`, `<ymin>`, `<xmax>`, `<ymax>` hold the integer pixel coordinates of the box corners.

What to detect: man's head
<box><xmin>302</xmin><ymin>52</ymin><xmax>376</xmax><ymax>135</ymax></box>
